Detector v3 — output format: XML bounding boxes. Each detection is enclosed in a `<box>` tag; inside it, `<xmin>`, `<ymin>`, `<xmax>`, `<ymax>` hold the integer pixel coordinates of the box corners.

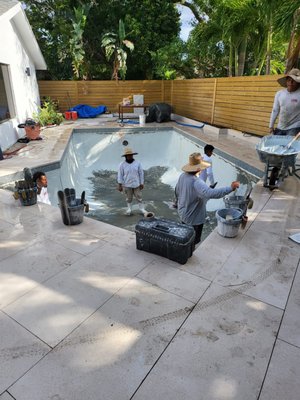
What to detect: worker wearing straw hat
<box><xmin>175</xmin><ymin>153</ymin><xmax>240</xmax><ymax>245</ymax></box>
<box><xmin>269</xmin><ymin>68</ymin><xmax>300</xmax><ymax>136</ymax></box>
<box><xmin>117</xmin><ymin>147</ymin><xmax>147</xmax><ymax>216</ymax></box>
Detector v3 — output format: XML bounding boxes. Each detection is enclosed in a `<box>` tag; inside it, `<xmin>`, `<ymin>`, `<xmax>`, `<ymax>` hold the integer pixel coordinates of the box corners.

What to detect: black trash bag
<box><xmin>146</xmin><ymin>103</ymin><xmax>172</xmax><ymax>123</ymax></box>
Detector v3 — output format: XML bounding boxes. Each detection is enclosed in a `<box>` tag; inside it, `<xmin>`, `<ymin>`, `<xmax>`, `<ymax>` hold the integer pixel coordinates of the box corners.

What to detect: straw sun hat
<box><xmin>277</xmin><ymin>68</ymin><xmax>300</xmax><ymax>87</ymax></box>
<box><xmin>122</xmin><ymin>147</ymin><xmax>138</xmax><ymax>157</ymax></box>
<box><xmin>182</xmin><ymin>152</ymin><xmax>211</xmax><ymax>172</ymax></box>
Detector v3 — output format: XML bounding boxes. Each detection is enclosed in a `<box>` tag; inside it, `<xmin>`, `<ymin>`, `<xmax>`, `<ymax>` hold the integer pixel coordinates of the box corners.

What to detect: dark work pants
<box><xmin>182</xmin><ymin>221</ymin><xmax>203</xmax><ymax>245</ymax></box>
<box><xmin>193</xmin><ymin>224</ymin><xmax>204</xmax><ymax>244</ymax></box>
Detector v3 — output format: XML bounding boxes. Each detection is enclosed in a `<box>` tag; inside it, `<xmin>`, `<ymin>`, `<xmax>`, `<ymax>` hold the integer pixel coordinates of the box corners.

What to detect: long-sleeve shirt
<box><xmin>269</xmin><ymin>88</ymin><xmax>300</xmax><ymax>130</ymax></box>
<box><xmin>199</xmin><ymin>154</ymin><xmax>214</xmax><ymax>186</ymax></box>
<box><xmin>175</xmin><ymin>173</ymin><xmax>232</xmax><ymax>225</ymax></box>
<box><xmin>117</xmin><ymin>160</ymin><xmax>144</xmax><ymax>188</ymax></box>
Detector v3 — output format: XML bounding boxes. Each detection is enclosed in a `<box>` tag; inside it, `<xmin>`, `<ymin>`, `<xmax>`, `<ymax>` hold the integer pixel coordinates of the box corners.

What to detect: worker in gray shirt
<box><xmin>175</xmin><ymin>153</ymin><xmax>240</xmax><ymax>245</ymax></box>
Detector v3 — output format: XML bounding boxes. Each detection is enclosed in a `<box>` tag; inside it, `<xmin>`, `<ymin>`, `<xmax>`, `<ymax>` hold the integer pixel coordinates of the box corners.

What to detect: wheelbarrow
<box><xmin>256</xmin><ymin>134</ymin><xmax>300</xmax><ymax>188</ymax></box>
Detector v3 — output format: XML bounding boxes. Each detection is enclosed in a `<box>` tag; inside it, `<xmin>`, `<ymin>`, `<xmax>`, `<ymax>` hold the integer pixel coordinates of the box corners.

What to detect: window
<box><xmin>0</xmin><ymin>64</ymin><xmax>14</xmax><ymax>122</ymax></box>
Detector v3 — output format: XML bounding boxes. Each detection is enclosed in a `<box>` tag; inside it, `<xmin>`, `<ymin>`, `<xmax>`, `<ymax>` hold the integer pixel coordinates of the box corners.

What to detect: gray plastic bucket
<box><xmin>224</xmin><ymin>195</ymin><xmax>248</xmax><ymax>214</ymax></box>
<box><xmin>216</xmin><ymin>208</ymin><xmax>243</xmax><ymax>238</ymax></box>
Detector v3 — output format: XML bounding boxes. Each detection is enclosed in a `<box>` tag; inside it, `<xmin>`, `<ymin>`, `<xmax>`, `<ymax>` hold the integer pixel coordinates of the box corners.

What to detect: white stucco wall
<box><xmin>0</xmin><ymin>12</ymin><xmax>41</xmax><ymax>151</ymax></box>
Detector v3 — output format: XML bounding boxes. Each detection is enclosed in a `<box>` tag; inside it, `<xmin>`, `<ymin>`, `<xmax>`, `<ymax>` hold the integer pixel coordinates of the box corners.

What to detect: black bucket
<box><xmin>67</xmin><ymin>200</ymin><xmax>84</xmax><ymax>225</ymax></box>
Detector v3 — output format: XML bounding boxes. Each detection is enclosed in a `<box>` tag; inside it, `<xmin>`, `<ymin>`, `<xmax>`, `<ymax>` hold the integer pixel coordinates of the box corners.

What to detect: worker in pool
<box><xmin>32</xmin><ymin>171</ymin><xmax>51</xmax><ymax>205</ymax></box>
<box><xmin>117</xmin><ymin>147</ymin><xmax>147</xmax><ymax>216</ymax></box>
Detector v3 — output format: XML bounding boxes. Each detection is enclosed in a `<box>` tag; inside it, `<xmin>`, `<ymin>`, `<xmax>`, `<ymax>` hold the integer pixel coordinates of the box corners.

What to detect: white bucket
<box><xmin>139</xmin><ymin>114</ymin><xmax>146</xmax><ymax>126</ymax></box>
<box><xmin>216</xmin><ymin>208</ymin><xmax>243</xmax><ymax>238</ymax></box>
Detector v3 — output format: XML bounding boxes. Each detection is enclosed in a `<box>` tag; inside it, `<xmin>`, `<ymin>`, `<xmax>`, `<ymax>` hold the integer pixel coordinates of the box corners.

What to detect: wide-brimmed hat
<box><xmin>182</xmin><ymin>152</ymin><xmax>211</xmax><ymax>172</ymax></box>
<box><xmin>122</xmin><ymin>147</ymin><xmax>138</xmax><ymax>157</ymax></box>
<box><xmin>277</xmin><ymin>68</ymin><xmax>300</xmax><ymax>87</ymax></box>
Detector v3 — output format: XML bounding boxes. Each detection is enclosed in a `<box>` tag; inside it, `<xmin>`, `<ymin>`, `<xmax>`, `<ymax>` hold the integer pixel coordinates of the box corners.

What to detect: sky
<box><xmin>177</xmin><ymin>4</ymin><xmax>195</xmax><ymax>41</ymax></box>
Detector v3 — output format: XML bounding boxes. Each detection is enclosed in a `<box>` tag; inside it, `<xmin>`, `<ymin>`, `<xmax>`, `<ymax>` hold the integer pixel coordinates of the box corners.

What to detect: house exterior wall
<box><xmin>0</xmin><ymin>16</ymin><xmax>40</xmax><ymax>151</ymax></box>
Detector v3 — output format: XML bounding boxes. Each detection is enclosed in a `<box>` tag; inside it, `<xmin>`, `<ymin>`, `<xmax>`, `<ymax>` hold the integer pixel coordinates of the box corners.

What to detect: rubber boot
<box><xmin>125</xmin><ymin>203</ymin><xmax>132</xmax><ymax>215</ymax></box>
<box><xmin>138</xmin><ymin>202</ymin><xmax>147</xmax><ymax>215</ymax></box>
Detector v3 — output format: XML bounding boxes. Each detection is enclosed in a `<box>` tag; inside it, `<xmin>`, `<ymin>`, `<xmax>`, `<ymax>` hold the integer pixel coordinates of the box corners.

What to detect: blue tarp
<box><xmin>70</xmin><ymin>104</ymin><xmax>107</xmax><ymax>118</ymax></box>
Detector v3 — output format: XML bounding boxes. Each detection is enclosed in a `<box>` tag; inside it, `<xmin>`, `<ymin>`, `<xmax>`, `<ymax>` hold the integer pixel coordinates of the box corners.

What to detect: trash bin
<box><xmin>216</xmin><ymin>208</ymin><xmax>243</xmax><ymax>238</ymax></box>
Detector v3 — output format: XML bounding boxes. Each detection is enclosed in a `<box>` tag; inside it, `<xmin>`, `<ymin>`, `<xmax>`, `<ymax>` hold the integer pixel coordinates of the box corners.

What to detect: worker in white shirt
<box><xmin>200</xmin><ymin>144</ymin><xmax>217</xmax><ymax>188</ymax></box>
<box><xmin>117</xmin><ymin>147</ymin><xmax>147</xmax><ymax>215</ymax></box>
<box><xmin>32</xmin><ymin>171</ymin><xmax>51</xmax><ymax>205</ymax></box>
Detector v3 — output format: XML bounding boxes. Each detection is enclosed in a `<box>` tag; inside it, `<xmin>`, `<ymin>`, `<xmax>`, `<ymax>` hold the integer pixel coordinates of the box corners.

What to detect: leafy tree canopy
<box><xmin>23</xmin><ymin>0</ymin><xmax>180</xmax><ymax>80</ymax></box>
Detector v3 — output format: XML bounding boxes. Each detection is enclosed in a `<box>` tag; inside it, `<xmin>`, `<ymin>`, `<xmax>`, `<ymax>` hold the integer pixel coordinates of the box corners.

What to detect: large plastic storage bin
<box><xmin>135</xmin><ymin>217</ymin><xmax>195</xmax><ymax>264</ymax></box>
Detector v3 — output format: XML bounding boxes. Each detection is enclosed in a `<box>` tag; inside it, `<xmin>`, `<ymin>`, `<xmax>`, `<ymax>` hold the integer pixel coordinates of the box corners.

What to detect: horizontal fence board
<box><xmin>38</xmin><ymin>75</ymin><xmax>284</xmax><ymax>136</ymax></box>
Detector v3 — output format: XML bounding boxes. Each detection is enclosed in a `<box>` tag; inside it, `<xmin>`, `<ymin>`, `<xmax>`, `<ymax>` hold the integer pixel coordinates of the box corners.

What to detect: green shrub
<box><xmin>33</xmin><ymin>97</ymin><xmax>64</xmax><ymax>126</ymax></box>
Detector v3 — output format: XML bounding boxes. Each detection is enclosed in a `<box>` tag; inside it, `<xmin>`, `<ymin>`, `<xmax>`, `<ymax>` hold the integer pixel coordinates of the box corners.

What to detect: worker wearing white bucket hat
<box><xmin>117</xmin><ymin>147</ymin><xmax>147</xmax><ymax>216</ymax></box>
<box><xmin>269</xmin><ymin>68</ymin><xmax>300</xmax><ymax>136</ymax></box>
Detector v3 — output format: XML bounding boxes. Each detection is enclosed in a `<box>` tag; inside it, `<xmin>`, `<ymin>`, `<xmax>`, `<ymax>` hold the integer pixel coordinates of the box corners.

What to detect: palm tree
<box><xmin>274</xmin><ymin>2</ymin><xmax>300</xmax><ymax>72</ymax></box>
<box><xmin>101</xmin><ymin>20</ymin><xmax>134</xmax><ymax>81</ymax></box>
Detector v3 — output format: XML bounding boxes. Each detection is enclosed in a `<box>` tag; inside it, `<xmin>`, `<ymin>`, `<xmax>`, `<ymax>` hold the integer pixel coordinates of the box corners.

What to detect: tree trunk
<box><xmin>237</xmin><ymin>37</ymin><xmax>247</xmax><ymax>76</ymax></box>
<box><xmin>228</xmin><ymin>38</ymin><xmax>233</xmax><ymax>77</ymax></box>
<box><xmin>265</xmin><ymin>15</ymin><xmax>273</xmax><ymax>75</ymax></box>
<box><xmin>285</xmin><ymin>8</ymin><xmax>300</xmax><ymax>72</ymax></box>
<box><xmin>234</xmin><ymin>47</ymin><xmax>239</xmax><ymax>76</ymax></box>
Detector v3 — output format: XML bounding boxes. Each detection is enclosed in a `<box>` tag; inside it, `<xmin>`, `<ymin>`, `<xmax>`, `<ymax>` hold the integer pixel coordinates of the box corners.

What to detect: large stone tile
<box><xmin>44</xmin><ymin>225</ymin><xmax>108</xmax><ymax>255</ymax></box>
<box><xmin>0</xmin><ymin>238</ymin><xmax>83</xmax><ymax>308</ymax></box>
<box><xmin>214</xmin><ymin>228</ymin><xmax>299</xmax><ymax>309</ymax></box>
<box><xmin>0</xmin><ymin>311</ymin><xmax>50</xmax><ymax>394</ymax></box>
<box><xmin>3</xmin><ymin>244</ymin><xmax>154</xmax><ymax>346</ymax></box>
<box><xmin>133</xmin><ymin>284</ymin><xmax>282</xmax><ymax>400</ymax></box>
<box><xmin>9</xmin><ymin>279</ymin><xmax>193</xmax><ymax>400</ymax></box>
<box><xmin>259</xmin><ymin>339</ymin><xmax>300</xmax><ymax>400</ymax></box>
<box><xmin>0</xmin><ymin>220</ymin><xmax>40</xmax><ymax>262</ymax></box>
<box><xmin>74</xmin><ymin>216</ymin><xmax>136</xmax><ymax>249</ymax></box>
<box><xmin>137</xmin><ymin>259</ymin><xmax>211</xmax><ymax>303</ymax></box>
<box><xmin>0</xmin><ymin>201</ymin><xmax>35</xmax><ymax>225</ymax></box>
<box><xmin>183</xmin><ymin>230</ymin><xmax>242</xmax><ymax>281</ymax></box>
<box><xmin>278</xmin><ymin>262</ymin><xmax>300</xmax><ymax>347</ymax></box>
<box><xmin>0</xmin><ymin>392</ymin><xmax>15</xmax><ymax>400</ymax></box>
<box><xmin>250</xmin><ymin>190</ymin><xmax>299</xmax><ymax>235</ymax></box>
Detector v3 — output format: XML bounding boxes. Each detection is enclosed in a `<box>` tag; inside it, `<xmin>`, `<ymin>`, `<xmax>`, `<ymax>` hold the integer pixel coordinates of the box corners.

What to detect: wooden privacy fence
<box><xmin>38</xmin><ymin>75</ymin><xmax>283</xmax><ymax>136</ymax></box>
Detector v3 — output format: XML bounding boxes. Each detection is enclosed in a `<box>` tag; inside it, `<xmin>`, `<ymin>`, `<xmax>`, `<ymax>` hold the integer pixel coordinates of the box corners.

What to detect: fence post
<box><xmin>211</xmin><ymin>78</ymin><xmax>217</xmax><ymax>125</ymax></box>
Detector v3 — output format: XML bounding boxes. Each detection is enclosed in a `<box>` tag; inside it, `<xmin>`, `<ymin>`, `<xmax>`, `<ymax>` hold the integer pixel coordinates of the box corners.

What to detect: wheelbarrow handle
<box><xmin>287</xmin><ymin>132</ymin><xmax>300</xmax><ymax>149</ymax></box>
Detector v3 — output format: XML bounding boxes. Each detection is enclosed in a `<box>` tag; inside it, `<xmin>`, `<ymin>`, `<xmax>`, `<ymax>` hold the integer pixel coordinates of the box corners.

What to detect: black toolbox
<box><xmin>135</xmin><ymin>217</ymin><xmax>195</xmax><ymax>264</ymax></box>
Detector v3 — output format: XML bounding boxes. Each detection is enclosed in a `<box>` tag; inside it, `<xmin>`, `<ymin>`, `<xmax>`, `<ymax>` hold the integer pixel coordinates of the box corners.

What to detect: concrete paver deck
<box><xmin>0</xmin><ymin>119</ymin><xmax>299</xmax><ymax>399</ymax></box>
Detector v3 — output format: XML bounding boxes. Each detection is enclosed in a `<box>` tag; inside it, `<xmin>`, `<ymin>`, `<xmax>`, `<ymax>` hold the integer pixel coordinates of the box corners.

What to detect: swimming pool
<box><xmin>43</xmin><ymin>127</ymin><xmax>260</xmax><ymax>240</ymax></box>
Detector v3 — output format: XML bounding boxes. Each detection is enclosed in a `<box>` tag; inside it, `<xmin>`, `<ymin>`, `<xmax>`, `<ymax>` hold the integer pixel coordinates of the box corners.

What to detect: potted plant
<box><xmin>33</xmin><ymin>97</ymin><xmax>64</xmax><ymax>127</ymax></box>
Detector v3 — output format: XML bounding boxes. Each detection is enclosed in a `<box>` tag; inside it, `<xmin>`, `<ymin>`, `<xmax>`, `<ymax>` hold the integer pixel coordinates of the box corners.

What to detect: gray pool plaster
<box><xmin>0</xmin><ymin>118</ymin><xmax>299</xmax><ymax>400</ymax></box>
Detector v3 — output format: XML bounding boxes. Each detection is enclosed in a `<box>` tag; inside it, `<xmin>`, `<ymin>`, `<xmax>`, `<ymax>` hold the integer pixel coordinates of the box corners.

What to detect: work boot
<box><xmin>138</xmin><ymin>202</ymin><xmax>147</xmax><ymax>215</ymax></box>
<box><xmin>125</xmin><ymin>203</ymin><xmax>132</xmax><ymax>215</ymax></box>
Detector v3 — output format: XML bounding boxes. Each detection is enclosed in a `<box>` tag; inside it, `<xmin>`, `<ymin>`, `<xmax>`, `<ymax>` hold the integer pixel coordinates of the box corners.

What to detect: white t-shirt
<box><xmin>37</xmin><ymin>187</ymin><xmax>51</xmax><ymax>205</ymax></box>
<box><xmin>269</xmin><ymin>88</ymin><xmax>300</xmax><ymax>130</ymax></box>
<box><xmin>199</xmin><ymin>154</ymin><xmax>214</xmax><ymax>186</ymax></box>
